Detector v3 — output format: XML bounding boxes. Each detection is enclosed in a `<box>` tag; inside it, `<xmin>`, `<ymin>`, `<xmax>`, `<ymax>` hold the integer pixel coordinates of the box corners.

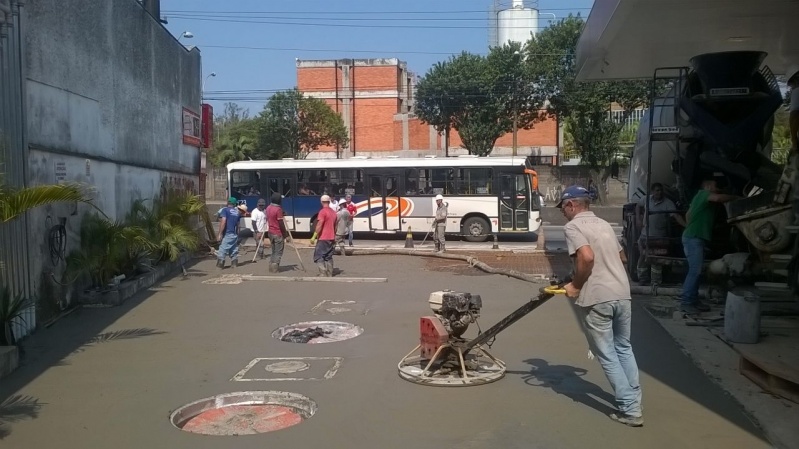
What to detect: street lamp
<box><xmin>203</xmin><ymin>72</ymin><xmax>217</xmax><ymax>100</ymax></box>
<box><xmin>178</xmin><ymin>31</ymin><xmax>193</xmax><ymax>42</ymax></box>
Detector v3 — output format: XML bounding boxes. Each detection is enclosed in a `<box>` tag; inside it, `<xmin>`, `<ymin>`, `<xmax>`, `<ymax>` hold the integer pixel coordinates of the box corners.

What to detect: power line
<box><xmin>164</xmin><ymin>15</ymin><xmax>564</xmax><ymax>29</ymax></box>
<box><xmin>167</xmin><ymin>13</ymin><xmax>568</xmax><ymax>22</ymax></box>
<box><xmin>199</xmin><ymin>44</ymin><xmax>574</xmax><ymax>56</ymax></box>
<box><xmin>163</xmin><ymin>8</ymin><xmax>590</xmax><ymax>15</ymax></box>
<box><xmin>200</xmin><ymin>44</ymin><xmax>459</xmax><ymax>56</ymax></box>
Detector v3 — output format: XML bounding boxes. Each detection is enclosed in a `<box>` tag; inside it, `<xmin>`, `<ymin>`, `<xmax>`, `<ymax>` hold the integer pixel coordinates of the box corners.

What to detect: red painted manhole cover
<box><xmin>182</xmin><ymin>405</ymin><xmax>302</xmax><ymax>435</ymax></box>
<box><xmin>170</xmin><ymin>391</ymin><xmax>317</xmax><ymax>436</ymax></box>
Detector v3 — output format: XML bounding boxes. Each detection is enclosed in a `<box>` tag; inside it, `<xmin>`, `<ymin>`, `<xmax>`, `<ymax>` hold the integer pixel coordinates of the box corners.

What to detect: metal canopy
<box><xmin>575</xmin><ymin>0</ymin><xmax>799</xmax><ymax>81</ymax></box>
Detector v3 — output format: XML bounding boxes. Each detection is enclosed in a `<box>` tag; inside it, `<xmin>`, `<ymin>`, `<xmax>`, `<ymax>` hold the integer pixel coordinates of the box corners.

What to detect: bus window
<box><xmin>269</xmin><ymin>178</ymin><xmax>293</xmax><ymax>197</ymax></box>
<box><xmin>230</xmin><ymin>170</ymin><xmax>260</xmax><ymax>196</ymax></box>
<box><xmin>404</xmin><ymin>169</ymin><xmax>420</xmax><ymax>195</ymax></box>
<box><xmin>327</xmin><ymin>169</ymin><xmax>364</xmax><ymax>196</ymax></box>
<box><xmin>458</xmin><ymin>168</ymin><xmax>493</xmax><ymax>195</ymax></box>
<box><xmin>430</xmin><ymin>168</ymin><xmax>455</xmax><ymax>195</ymax></box>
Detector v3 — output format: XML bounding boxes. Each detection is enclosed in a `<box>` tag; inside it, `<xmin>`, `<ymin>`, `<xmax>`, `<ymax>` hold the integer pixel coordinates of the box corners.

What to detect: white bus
<box><xmin>226</xmin><ymin>156</ymin><xmax>542</xmax><ymax>242</ymax></box>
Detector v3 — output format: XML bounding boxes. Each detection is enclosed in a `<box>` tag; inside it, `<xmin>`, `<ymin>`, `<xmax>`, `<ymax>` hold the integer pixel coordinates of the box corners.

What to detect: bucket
<box><xmin>724</xmin><ymin>290</ymin><xmax>760</xmax><ymax>344</ymax></box>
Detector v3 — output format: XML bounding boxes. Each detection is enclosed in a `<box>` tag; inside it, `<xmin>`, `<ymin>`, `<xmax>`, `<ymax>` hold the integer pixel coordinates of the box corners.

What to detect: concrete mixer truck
<box><xmin>621</xmin><ymin>51</ymin><xmax>795</xmax><ymax>289</ymax></box>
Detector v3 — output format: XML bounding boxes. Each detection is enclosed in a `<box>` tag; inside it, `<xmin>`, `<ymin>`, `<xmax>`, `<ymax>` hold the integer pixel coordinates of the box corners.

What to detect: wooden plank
<box><xmin>739</xmin><ymin>357</ymin><xmax>799</xmax><ymax>404</ymax></box>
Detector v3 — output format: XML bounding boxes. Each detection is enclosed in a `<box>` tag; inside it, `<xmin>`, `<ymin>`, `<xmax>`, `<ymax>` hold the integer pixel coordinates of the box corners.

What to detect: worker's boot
<box><xmin>316</xmin><ymin>263</ymin><xmax>327</xmax><ymax>277</ymax></box>
<box><xmin>216</xmin><ymin>259</ymin><xmax>224</xmax><ymax>270</ymax></box>
<box><xmin>325</xmin><ymin>260</ymin><xmax>334</xmax><ymax>277</ymax></box>
<box><xmin>434</xmin><ymin>243</ymin><xmax>440</xmax><ymax>252</ymax></box>
<box><xmin>439</xmin><ymin>243</ymin><xmax>446</xmax><ymax>253</ymax></box>
<box><xmin>269</xmin><ymin>263</ymin><xmax>279</xmax><ymax>273</ymax></box>
<box><xmin>231</xmin><ymin>259</ymin><xmax>238</xmax><ymax>269</ymax></box>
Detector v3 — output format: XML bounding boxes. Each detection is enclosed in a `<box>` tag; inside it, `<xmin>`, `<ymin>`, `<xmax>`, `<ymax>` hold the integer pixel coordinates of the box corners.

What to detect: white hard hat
<box><xmin>787</xmin><ymin>64</ymin><xmax>799</xmax><ymax>83</ymax></box>
<box><xmin>435</xmin><ymin>194</ymin><xmax>444</xmax><ymax>200</ymax></box>
<box><xmin>320</xmin><ymin>195</ymin><xmax>331</xmax><ymax>203</ymax></box>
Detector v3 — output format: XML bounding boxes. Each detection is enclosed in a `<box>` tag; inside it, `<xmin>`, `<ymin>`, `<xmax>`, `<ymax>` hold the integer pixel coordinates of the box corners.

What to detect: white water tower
<box><xmin>489</xmin><ymin>0</ymin><xmax>539</xmax><ymax>48</ymax></box>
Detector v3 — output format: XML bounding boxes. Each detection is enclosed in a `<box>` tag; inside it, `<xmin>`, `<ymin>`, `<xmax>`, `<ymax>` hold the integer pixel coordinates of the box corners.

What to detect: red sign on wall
<box><xmin>202</xmin><ymin>103</ymin><xmax>214</xmax><ymax>149</ymax></box>
<box><xmin>182</xmin><ymin>107</ymin><xmax>201</xmax><ymax>147</ymax></box>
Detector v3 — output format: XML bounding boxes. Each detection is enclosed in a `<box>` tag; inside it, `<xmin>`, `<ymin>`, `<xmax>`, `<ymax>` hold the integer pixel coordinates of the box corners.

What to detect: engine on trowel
<box><xmin>419</xmin><ymin>291</ymin><xmax>483</xmax><ymax>372</ymax></box>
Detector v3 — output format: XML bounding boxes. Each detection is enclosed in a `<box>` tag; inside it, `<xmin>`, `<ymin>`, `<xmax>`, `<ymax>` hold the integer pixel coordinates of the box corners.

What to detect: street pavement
<box><xmin>224</xmin><ymin>224</ymin><xmax>622</xmax><ymax>253</ymax></box>
<box><xmin>0</xmin><ymin>254</ymin><xmax>771</xmax><ymax>448</ymax></box>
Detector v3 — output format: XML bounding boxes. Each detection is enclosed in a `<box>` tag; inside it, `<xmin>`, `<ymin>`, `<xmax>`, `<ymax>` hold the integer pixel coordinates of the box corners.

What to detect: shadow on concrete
<box><xmin>0</xmin><ymin>395</ymin><xmax>44</xmax><ymax>440</ymax></box>
<box><xmin>508</xmin><ymin>358</ymin><xmax>616</xmax><ymax>416</ymax></box>
<box><xmin>0</xmin><ymin>259</ymin><xmax>198</xmax><ymax>439</ymax></box>
<box><xmin>556</xmin><ymin>299</ymin><xmax>768</xmax><ymax>443</ymax></box>
<box><xmin>70</xmin><ymin>328</ymin><xmax>167</xmax><ymax>355</ymax></box>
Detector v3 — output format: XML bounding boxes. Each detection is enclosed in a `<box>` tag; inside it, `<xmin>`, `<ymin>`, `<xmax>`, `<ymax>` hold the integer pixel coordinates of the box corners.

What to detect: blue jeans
<box><xmin>680</xmin><ymin>236</ymin><xmax>705</xmax><ymax>306</ymax></box>
<box><xmin>579</xmin><ymin>300</ymin><xmax>642</xmax><ymax>417</ymax></box>
<box><xmin>218</xmin><ymin>233</ymin><xmax>239</xmax><ymax>262</ymax></box>
<box><xmin>347</xmin><ymin>226</ymin><xmax>353</xmax><ymax>245</ymax></box>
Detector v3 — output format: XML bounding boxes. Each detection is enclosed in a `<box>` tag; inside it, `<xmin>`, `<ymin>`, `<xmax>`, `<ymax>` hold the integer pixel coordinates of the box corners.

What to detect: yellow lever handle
<box><xmin>542</xmin><ymin>285</ymin><xmax>567</xmax><ymax>295</ymax></box>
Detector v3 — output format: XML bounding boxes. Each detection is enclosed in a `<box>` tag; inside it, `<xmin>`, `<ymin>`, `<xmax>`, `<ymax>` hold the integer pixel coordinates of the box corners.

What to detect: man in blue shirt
<box><xmin>217</xmin><ymin>196</ymin><xmax>243</xmax><ymax>269</ymax></box>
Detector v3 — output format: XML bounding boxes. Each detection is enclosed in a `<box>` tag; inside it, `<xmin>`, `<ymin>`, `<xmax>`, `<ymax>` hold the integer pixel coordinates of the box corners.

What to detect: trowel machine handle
<box><xmin>539</xmin><ymin>274</ymin><xmax>572</xmax><ymax>296</ymax></box>
<box><xmin>462</xmin><ymin>274</ymin><xmax>571</xmax><ymax>353</ymax></box>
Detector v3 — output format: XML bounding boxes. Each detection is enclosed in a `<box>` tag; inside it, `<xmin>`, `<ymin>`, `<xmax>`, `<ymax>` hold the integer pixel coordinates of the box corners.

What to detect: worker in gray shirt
<box><xmin>335</xmin><ymin>203</ymin><xmax>352</xmax><ymax>256</ymax></box>
<box><xmin>558</xmin><ymin>185</ymin><xmax>643</xmax><ymax>427</ymax></box>
<box><xmin>434</xmin><ymin>194</ymin><xmax>448</xmax><ymax>253</ymax></box>
<box><xmin>635</xmin><ymin>183</ymin><xmax>685</xmax><ymax>285</ymax></box>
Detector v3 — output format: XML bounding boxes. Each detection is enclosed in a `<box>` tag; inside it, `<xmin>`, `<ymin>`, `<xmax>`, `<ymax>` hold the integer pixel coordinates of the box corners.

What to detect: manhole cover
<box><xmin>170</xmin><ymin>391</ymin><xmax>317</xmax><ymax>436</ymax></box>
<box><xmin>272</xmin><ymin>321</ymin><xmax>364</xmax><ymax>344</ymax></box>
<box><xmin>264</xmin><ymin>360</ymin><xmax>310</xmax><ymax>373</ymax></box>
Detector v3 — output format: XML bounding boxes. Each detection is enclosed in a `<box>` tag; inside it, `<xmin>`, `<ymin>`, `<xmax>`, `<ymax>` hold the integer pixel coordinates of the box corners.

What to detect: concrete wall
<box><xmin>23</xmin><ymin>0</ymin><xmax>201</xmax><ymax>309</ymax></box>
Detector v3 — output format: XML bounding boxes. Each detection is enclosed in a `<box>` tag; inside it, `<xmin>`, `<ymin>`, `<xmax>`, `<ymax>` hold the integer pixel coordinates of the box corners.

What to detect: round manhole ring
<box><xmin>170</xmin><ymin>391</ymin><xmax>317</xmax><ymax>436</ymax></box>
<box><xmin>272</xmin><ymin>321</ymin><xmax>364</xmax><ymax>344</ymax></box>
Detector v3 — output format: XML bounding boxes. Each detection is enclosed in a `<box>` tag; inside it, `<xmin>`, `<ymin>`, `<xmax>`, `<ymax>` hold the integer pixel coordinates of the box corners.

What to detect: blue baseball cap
<box><xmin>555</xmin><ymin>185</ymin><xmax>591</xmax><ymax>208</ymax></box>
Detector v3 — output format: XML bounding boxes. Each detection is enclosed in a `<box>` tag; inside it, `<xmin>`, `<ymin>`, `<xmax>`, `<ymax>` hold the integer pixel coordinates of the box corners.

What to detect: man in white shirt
<box><xmin>250</xmin><ymin>198</ymin><xmax>268</xmax><ymax>260</ymax></box>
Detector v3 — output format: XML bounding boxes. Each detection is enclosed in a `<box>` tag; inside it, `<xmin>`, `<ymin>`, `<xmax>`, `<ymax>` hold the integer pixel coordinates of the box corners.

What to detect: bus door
<box><xmin>367</xmin><ymin>174</ymin><xmax>401</xmax><ymax>231</ymax></box>
<box><xmin>265</xmin><ymin>174</ymin><xmax>295</xmax><ymax>231</ymax></box>
<box><xmin>498</xmin><ymin>173</ymin><xmax>530</xmax><ymax>231</ymax></box>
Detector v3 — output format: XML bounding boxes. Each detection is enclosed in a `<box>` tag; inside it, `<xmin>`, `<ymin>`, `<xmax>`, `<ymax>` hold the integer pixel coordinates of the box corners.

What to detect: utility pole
<box><xmin>512</xmin><ymin>107</ymin><xmax>518</xmax><ymax>157</ymax></box>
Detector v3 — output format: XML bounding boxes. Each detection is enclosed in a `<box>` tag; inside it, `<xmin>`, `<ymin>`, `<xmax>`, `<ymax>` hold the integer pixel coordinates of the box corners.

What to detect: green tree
<box><xmin>208</xmin><ymin>102</ymin><xmax>259</xmax><ymax>167</ymax></box>
<box><xmin>256</xmin><ymin>89</ymin><xmax>349</xmax><ymax>160</ymax></box>
<box><xmin>527</xmin><ymin>15</ymin><xmax>651</xmax><ymax>204</ymax></box>
<box><xmin>415</xmin><ymin>44</ymin><xmax>543</xmax><ymax>156</ymax></box>
<box><xmin>210</xmin><ymin>135</ymin><xmax>256</xmax><ymax>166</ymax></box>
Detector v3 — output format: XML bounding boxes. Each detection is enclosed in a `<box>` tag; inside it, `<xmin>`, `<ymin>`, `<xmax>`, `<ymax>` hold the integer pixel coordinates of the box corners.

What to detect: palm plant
<box><xmin>0</xmin><ymin>283</ymin><xmax>33</xmax><ymax>346</ymax></box>
<box><xmin>65</xmin><ymin>213</ymin><xmax>154</xmax><ymax>289</ymax></box>
<box><xmin>126</xmin><ymin>191</ymin><xmax>205</xmax><ymax>263</ymax></box>
<box><xmin>211</xmin><ymin>135</ymin><xmax>255</xmax><ymax>166</ymax></box>
<box><xmin>0</xmin><ymin>182</ymin><xmax>94</xmax><ymax>223</ymax></box>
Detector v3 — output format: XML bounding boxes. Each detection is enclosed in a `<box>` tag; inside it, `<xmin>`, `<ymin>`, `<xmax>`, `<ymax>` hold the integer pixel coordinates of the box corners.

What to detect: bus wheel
<box><xmin>463</xmin><ymin>217</ymin><xmax>490</xmax><ymax>243</ymax></box>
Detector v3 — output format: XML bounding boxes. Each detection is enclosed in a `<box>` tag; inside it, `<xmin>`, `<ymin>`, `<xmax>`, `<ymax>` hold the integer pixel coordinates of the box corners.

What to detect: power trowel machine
<box><xmin>397</xmin><ymin>277</ymin><xmax>569</xmax><ymax>387</ymax></box>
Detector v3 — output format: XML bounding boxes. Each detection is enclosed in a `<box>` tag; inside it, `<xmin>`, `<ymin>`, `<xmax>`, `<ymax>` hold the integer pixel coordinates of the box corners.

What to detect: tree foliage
<box><xmin>256</xmin><ymin>89</ymin><xmax>349</xmax><ymax>160</ymax></box>
<box><xmin>527</xmin><ymin>15</ymin><xmax>651</xmax><ymax>203</ymax></box>
<box><xmin>415</xmin><ymin>43</ymin><xmax>543</xmax><ymax>156</ymax></box>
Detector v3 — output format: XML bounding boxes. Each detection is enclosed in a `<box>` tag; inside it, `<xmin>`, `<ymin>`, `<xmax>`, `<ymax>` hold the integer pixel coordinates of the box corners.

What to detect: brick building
<box><xmin>296</xmin><ymin>58</ymin><xmax>559</xmax><ymax>162</ymax></box>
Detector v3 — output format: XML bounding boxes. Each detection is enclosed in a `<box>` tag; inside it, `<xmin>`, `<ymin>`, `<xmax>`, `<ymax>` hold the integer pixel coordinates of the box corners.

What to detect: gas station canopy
<box><xmin>575</xmin><ymin>0</ymin><xmax>799</xmax><ymax>81</ymax></box>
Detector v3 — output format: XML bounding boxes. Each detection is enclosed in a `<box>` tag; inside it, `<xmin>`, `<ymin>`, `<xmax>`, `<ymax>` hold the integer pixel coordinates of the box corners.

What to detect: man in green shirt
<box><xmin>680</xmin><ymin>177</ymin><xmax>738</xmax><ymax>314</ymax></box>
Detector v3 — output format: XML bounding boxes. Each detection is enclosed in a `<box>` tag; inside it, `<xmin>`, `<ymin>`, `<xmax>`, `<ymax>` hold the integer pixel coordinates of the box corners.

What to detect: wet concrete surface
<box><xmin>0</xmin><ymin>254</ymin><xmax>770</xmax><ymax>448</ymax></box>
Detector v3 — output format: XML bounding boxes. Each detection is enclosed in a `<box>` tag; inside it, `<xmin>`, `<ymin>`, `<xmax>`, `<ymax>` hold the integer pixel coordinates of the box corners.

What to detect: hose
<box><xmin>343</xmin><ymin>248</ymin><xmax>549</xmax><ymax>284</ymax></box>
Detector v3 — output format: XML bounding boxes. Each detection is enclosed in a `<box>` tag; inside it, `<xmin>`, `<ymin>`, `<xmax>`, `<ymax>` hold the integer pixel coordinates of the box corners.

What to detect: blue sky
<box><xmin>161</xmin><ymin>0</ymin><xmax>595</xmax><ymax>114</ymax></box>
